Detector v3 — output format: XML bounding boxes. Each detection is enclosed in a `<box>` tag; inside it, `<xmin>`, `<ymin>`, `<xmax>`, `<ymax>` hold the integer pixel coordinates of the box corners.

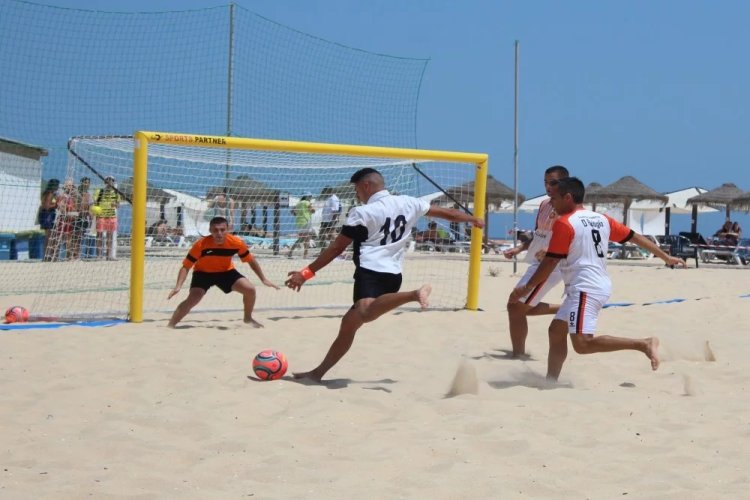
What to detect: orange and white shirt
<box><xmin>524</xmin><ymin>197</ymin><xmax>558</xmax><ymax>263</ymax></box>
<box><xmin>546</xmin><ymin>209</ymin><xmax>633</xmax><ymax>295</ymax></box>
<box><xmin>182</xmin><ymin>233</ymin><xmax>254</xmax><ymax>273</ymax></box>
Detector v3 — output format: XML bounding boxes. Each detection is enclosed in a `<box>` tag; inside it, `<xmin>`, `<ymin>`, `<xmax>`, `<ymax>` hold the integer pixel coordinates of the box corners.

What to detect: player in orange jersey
<box><xmin>167</xmin><ymin>217</ymin><xmax>278</xmax><ymax>328</ymax></box>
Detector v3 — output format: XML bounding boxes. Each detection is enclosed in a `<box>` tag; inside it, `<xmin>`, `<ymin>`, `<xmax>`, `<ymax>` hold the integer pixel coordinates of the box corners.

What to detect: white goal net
<box><xmin>6</xmin><ymin>135</ymin><xmax>485</xmax><ymax>320</ymax></box>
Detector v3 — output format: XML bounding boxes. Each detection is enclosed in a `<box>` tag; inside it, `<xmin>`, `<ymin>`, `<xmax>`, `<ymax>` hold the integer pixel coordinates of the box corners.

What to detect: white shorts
<box><xmin>514</xmin><ymin>262</ymin><xmax>563</xmax><ymax>307</ymax></box>
<box><xmin>554</xmin><ymin>291</ymin><xmax>609</xmax><ymax>334</ymax></box>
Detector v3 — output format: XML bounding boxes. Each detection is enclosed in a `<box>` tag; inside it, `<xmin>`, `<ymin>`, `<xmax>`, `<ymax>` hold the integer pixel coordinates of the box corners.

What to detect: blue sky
<box><xmin>28</xmin><ymin>0</ymin><xmax>750</xmax><ymax>236</ymax></box>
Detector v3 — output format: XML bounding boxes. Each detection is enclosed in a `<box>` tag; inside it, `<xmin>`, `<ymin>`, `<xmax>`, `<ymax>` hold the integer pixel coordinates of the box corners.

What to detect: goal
<box><xmin>22</xmin><ymin>132</ymin><xmax>488</xmax><ymax>321</ymax></box>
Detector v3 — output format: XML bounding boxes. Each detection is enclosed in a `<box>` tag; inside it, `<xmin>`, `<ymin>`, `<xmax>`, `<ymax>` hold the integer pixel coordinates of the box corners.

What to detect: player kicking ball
<box><xmin>285</xmin><ymin>167</ymin><xmax>485</xmax><ymax>383</ymax></box>
<box><xmin>167</xmin><ymin>216</ymin><xmax>278</xmax><ymax>328</ymax></box>
<box><xmin>509</xmin><ymin>177</ymin><xmax>686</xmax><ymax>380</ymax></box>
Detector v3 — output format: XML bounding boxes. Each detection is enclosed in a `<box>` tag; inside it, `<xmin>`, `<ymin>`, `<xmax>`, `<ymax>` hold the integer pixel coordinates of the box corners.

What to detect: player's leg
<box><xmin>167</xmin><ymin>287</ymin><xmax>206</xmax><ymax>327</ymax></box>
<box><xmin>293</xmin><ymin>303</ymin><xmax>366</xmax><ymax>382</ymax></box>
<box><xmin>230</xmin><ymin>276</ymin><xmax>262</xmax><ymax>328</ymax></box>
<box><xmin>570</xmin><ymin>334</ymin><xmax>660</xmax><ymax>371</ymax></box>
<box><xmin>293</xmin><ymin>269</ymin><xmax>427</xmax><ymax>382</ymax></box>
<box><xmin>546</xmin><ymin>319</ymin><xmax>569</xmax><ymax>380</ymax></box>
<box><xmin>507</xmin><ymin>265</ymin><xmax>561</xmax><ymax>357</ymax></box>
<box><xmin>357</xmin><ymin>284</ymin><xmax>431</xmax><ymax>322</ymax></box>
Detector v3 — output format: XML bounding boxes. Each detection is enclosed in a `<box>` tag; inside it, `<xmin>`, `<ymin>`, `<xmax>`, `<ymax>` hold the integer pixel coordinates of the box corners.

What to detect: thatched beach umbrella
<box><xmin>437</xmin><ymin>175</ymin><xmax>525</xmax><ymax>211</ymax></box>
<box><xmin>687</xmin><ymin>182</ymin><xmax>744</xmax><ymax>226</ymax></box>
<box><xmin>225</xmin><ymin>175</ymin><xmax>279</xmax><ymax>205</ymax></box>
<box><xmin>435</xmin><ymin>175</ymin><xmax>524</xmax><ymax>245</ymax></box>
<box><xmin>118</xmin><ymin>177</ymin><xmax>174</xmax><ymax>204</ymax></box>
<box><xmin>731</xmin><ymin>190</ymin><xmax>750</xmax><ymax>212</ymax></box>
<box><xmin>584</xmin><ymin>182</ymin><xmax>603</xmax><ymax>211</ymax></box>
<box><xmin>585</xmin><ymin>176</ymin><xmax>667</xmax><ymax>226</ymax></box>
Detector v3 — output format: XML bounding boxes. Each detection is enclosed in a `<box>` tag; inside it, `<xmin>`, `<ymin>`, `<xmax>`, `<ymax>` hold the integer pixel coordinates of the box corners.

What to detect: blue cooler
<box><xmin>11</xmin><ymin>237</ymin><xmax>30</xmax><ymax>260</ymax></box>
<box><xmin>29</xmin><ymin>234</ymin><xmax>45</xmax><ymax>259</ymax></box>
<box><xmin>0</xmin><ymin>233</ymin><xmax>13</xmax><ymax>261</ymax></box>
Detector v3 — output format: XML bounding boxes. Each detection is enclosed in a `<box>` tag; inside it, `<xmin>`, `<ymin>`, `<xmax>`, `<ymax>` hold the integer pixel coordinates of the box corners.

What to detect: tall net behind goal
<box><xmin>17</xmin><ymin>134</ymin><xmax>486</xmax><ymax>321</ymax></box>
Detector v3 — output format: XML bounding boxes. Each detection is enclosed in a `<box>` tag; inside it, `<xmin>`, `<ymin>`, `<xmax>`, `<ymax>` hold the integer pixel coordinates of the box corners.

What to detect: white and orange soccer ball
<box><xmin>5</xmin><ymin>306</ymin><xmax>30</xmax><ymax>324</ymax></box>
<box><xmin>252</xmin><ymin>350</ymin><xmax>288</xmax><ymax>380</ymax></box>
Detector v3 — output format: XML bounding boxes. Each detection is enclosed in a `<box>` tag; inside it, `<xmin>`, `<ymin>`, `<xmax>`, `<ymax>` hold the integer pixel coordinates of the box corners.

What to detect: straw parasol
<box><xmin>584</xmin><ymin>182</ymin><xmax>603</xmax><ymax>211</ymax></box>
<box><xmin>731</xmin><ymin>190</ymin><xmax>750</xmax><ymax>212</ymax></box>
<box><xmin>687</xmin><ymin>182</ymin><xmax>744</xmax><ymax>220</ymax></box>
<box><xmin>225</xmin><ymin>175</ymin><xmax>279</xmax><ymax>205</ymax></box>
<box><xmin>585</xmin><ymin>176</ymin><xmax>667</xmax><ymax>225</ymax></box>
<box><xmin>118</xmin><ymin>177</ymin><xmax>174</xmax><ymax>204</ymax></box>
<box><xmin>436</xmin><ymin>175</ymin><xmax>525</xmax><ymax>211</ymax></box>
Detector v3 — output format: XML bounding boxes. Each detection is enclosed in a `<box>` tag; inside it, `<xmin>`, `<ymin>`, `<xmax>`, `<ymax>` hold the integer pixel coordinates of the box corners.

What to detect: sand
<box><xmin>1</xmin><ymin>257</ymin><xmax>748</xmax><ymax>498</ymax></box>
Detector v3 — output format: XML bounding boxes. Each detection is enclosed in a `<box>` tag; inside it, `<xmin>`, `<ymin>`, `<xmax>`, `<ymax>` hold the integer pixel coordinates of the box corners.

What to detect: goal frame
<box><xmin>130</xmin><ymin>130</ymin><xmax>489</xmax><ymax>322</ymax></box>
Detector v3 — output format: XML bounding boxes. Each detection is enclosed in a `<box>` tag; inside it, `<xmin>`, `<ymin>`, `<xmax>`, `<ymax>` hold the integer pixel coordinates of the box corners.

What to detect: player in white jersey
<box><xmin>503</xmin><ymin>165</ymin><xmax>568</xmax><ymax>357</ymax></box>
<box><xmin>286</xmin><ymin>167</ymin><xmax>485</xmax><ymax>382</ymax></box>
<box><xmin>509</xmin><ymin>177</ymin><xmax>686</xmax><ymax>380</ymax></box>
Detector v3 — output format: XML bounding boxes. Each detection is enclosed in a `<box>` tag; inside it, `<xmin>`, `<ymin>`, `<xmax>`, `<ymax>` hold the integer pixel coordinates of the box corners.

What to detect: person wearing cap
<box><xmin>285</xmin><ymin>168</ymin><xmax>485</xmax><ymax>382</ymax></box>
<box><xmin>94</xmin><ymin>176</ymin><xmax>120</xmax><ymax>260</ymax></box>
<box><xmin>287</xmin><ymin>192</ymin><xmax>315</xmax><ymax>259</ymax></box>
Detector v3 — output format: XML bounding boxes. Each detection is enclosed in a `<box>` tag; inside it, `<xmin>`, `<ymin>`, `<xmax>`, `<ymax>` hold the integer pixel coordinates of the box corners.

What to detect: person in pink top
<box><xmin>509</xmin><ymin>177</ymin><xmax>686</xmax><ymax>380</ymax></box>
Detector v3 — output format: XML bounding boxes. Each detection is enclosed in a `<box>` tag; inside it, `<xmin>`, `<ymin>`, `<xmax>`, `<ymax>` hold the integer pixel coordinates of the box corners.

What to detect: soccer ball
<box><xmin>5</xmin><ymin>306</ymin><xmax>30</xmax><ymax>324</ymax></box>
<box><xmin>252</xmin><ymin>350</ymin><xmax>288</xmax><ymax>380</ymax></box>
<box><xmin>90</xmin><ymin>205</ymin><xmax>103</xmax><ymax>217</ymax></box>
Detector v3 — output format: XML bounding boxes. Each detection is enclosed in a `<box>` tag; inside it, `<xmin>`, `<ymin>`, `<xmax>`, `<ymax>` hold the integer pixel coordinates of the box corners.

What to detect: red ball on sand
<box><xmin>5</xmin><ymin>306</ymin><xmax>30</xmax><ymax>324</ymax></box>
<box><xmin>252</xmin><ymin>350</ymin><xmax>288</xmax><ymax>380</ymax></box>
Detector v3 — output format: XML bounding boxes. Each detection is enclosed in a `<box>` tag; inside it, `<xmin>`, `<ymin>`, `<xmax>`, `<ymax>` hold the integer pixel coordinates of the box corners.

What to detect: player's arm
<box><xmin>509</xmin><ymin>256</ymin><xmax>560</xmax><ymax>303</ymax></box>
<box><xmin>426</xmin><ymin>205</ymin><xmax>485</xmax><ymax>229</ymax></box>
<box><xmin>630</xmin><ymin>233</ymin><xmax>686</xmax><ymax>268</ymax></box>
<box><xmin>248</xmin><ymin>258</ymin><xmax>280</xmax><ymax>289</ymax></box>
<box><xmin>168</xmin><ymin>266</ymin><xmax>190</xmax><ymax>299</ymax></box>
<box><xmin>605</xmin><ymin>215</ymin><xmax>686</xmax><ymax>268</ymax></box>
<box><xmin>285</xmin><ymin>233</ymin><xmax>353</xmax><ymax>291</ymax></box>
<box><xmin>503</xmin><ymin>237</ymin><xmax>531</xmax><ymax>259</ymax></box>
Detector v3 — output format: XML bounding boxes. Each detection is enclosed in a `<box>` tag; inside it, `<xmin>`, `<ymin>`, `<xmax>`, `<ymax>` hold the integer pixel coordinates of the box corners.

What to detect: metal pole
<box><xmin>225</xmin><ymin>3</ymin><xmax>235</xmax><ymax>186</ymax></box>
<box><xmin>513</xmin><ymin>40</ymin><xmax>520</xmax><ymax>274</ymax></box>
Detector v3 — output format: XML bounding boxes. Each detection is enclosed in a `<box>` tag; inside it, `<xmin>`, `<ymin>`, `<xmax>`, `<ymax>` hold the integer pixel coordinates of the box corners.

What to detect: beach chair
<box><xmin>663</xmin><ymin>234</ymin><xmax>699</xmax><ymax>268</ymax></box>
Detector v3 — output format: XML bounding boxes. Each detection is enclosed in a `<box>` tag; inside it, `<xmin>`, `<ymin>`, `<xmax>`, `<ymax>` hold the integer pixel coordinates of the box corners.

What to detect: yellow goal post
<box><xmin>131</xmin><ymin>131</ymin><xmax>488</xmax><ymax>322</ymax></box>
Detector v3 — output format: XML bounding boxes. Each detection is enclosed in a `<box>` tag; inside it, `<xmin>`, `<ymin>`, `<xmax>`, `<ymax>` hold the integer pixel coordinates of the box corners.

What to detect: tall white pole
<box><xmin>513</xmin><ymin>40</ymin><xmax>520</xmax><ymax>274</ymax></box>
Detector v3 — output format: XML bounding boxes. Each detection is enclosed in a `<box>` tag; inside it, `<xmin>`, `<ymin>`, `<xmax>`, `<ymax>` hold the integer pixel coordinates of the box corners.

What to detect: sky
<box><xmin>22</xmin><ymin>0</ymin><xmax>750</xmax><ymax>237</ymax></box>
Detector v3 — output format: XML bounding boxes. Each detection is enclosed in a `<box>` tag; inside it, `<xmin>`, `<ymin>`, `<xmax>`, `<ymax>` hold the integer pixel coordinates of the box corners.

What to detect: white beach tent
<box><xmin>519</xmin><ymin>187</ymin><xmax>717</xmax><ymax>235</ymax></box>
<box><xmin>158</xmin><ymin>189</ymin><xmax>210</xmax><ymax>236</ymax></box>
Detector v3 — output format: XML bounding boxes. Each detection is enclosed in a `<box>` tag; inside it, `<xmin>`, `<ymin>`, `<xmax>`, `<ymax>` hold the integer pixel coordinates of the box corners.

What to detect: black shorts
<box><xmin>352</xmin><ymin>267</ymin><xmax>402</xmax><ymax>302</ymax></box>
<box><xmin>190</xmin><ymin>269</ymin><xmax>244</xmax><ymax>294</ymax></box>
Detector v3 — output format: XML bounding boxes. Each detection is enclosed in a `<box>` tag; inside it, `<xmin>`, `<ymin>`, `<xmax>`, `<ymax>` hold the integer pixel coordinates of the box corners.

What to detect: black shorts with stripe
<box><xmin>352</xmin><ymin>267</ymin><xmax>402</xmax><ymax>303</ymax></box>
<box><xmin>190</xmin><ymin>269</ymin><xmax>244</xmax><ymax>294</ymax></box>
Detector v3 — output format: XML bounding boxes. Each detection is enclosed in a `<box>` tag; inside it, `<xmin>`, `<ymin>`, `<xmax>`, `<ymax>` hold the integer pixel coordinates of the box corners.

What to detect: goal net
<box><xmin>15</xmin><ymin>133</ymin><xmax>487</xmax><ymax>321</ymax></box>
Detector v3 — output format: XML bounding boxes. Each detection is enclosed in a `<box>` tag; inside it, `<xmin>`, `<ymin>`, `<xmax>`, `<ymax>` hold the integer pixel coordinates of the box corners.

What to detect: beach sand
<box><xmin>1</xmin><ymin>258</ymin><xmax>748</xmax><ymax>498</ymax></box>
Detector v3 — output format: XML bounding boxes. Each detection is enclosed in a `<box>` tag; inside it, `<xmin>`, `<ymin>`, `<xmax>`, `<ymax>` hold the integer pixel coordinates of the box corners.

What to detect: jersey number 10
<box><xmin>379</xmin><ymin>215</ymin><xmax>407</xmax><ymax>245</ymax></box>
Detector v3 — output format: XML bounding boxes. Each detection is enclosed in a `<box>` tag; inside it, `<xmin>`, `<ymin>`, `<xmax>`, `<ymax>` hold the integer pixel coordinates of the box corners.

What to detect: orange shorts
<box><xmin>96</xmin><ymin>217</ymin><xmax>118</xmax><ymax>233</ymax></box>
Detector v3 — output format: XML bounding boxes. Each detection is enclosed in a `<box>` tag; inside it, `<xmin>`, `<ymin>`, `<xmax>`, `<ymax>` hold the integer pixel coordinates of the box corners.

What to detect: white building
<box><xmin>0</xmin><ymin>137</ymin><xmax>48</xmax><ymax>232</ymax></box>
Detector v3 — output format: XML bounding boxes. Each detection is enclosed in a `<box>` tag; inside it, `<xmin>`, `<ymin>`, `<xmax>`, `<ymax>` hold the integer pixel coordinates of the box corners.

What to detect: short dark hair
<box><xmin>209</xmin><ymin>216</ymin><xmax>229</xmax><ymax>227</ymax></box>
<box><xmin>80</xmin><ymin>176</ymin><xmax>90</xmax><ymax>183</ymax></box>
<box><xmin>350</xmin><ymin>168</ymin><xmax>382</xmax><ymax>184</ymax></box>
<box><xmin>557</xmin><ymin>177</ymin><xmax>585</xmax><ymax>203</ymax></box>
<box><xmin>545</xmin><ymin>165</ymin><xmax>569</xmax><ymax>177</ymax></box>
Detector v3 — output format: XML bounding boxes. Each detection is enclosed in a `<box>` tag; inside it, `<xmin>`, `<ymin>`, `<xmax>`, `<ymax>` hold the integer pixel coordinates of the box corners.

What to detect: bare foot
<box><xmin>166</xmin><ymin>322</ymin><xmax>177</xmax><ymax>329</ymax></box>
<box><xmin>417</xmin><ymin>284</ymin><xmax>432</xmax><ymax>309</ymax></box>
<box><xmin>293</xmin><ymin>371</ymin><xmax>323</xmax><ymax>383</ymax></box>
<box><xmin>244</xmin><ymin>318</ymin><xmax>264</xmax><ymax>328</ymax></box>
<box><xmin>645</xmin><ymin>337</ymin><xmax>660</xmax><ymax>370</ymax></box>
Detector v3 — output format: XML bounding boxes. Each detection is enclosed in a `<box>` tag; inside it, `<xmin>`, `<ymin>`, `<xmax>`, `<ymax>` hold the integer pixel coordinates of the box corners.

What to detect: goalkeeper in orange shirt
<box><xmin>167</xmin><ymin>216</ymin><xmax>279</xmax><ymax>328</ymax></box>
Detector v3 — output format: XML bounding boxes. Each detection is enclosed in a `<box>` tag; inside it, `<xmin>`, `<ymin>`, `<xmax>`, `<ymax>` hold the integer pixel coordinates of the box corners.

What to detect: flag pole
<box><xmin>513</xmin><ymin>40</ymin><xmax>520</xmax><ymax>274</ymax></box>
